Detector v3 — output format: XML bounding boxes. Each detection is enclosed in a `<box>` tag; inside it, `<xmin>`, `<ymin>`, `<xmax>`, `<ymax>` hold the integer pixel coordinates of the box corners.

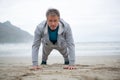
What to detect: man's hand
<box><xmin>30</xmin><ymin>66</ymin><xmax>42</xmax><ymax>71</ymax></box>
<box><xmin>63</xmin><ymin>65</ymin><xmax>76</xmax><ymax>70</ymax></box>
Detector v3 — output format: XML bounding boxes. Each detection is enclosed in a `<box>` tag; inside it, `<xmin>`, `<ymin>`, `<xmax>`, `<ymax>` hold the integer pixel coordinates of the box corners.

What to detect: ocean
<box><xmin>0</xmin><ymin>42</ymin><xmax>120</xmax><ymax>57</ymax></box>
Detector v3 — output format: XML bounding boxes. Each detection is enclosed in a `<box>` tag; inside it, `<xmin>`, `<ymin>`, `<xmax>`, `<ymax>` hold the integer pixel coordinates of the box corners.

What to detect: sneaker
<box><xmin>41</xmin><ymin>61</ymin><xmax>47</xmax><ymax>65</ymax></box>
<box><xmin>64</xmin><ymin>61</ymin><xmax>69</xmax><ymax>65</ymax></box>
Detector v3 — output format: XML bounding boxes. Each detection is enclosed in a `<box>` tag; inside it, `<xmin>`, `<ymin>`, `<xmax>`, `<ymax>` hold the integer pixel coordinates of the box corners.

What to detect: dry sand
<box><xmin>0</xmin><ymin>55</ymin><xmax>120</xmax><ymax>80</ymax></box>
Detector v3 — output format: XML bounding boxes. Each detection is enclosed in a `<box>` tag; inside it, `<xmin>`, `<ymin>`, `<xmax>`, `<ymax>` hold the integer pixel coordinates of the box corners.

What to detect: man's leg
<box><xmin>57</xmin><ymin>47</ymin><xmax>69</xmax><ymax>65</ymax></box>
<box><xmin>41</xmin><ymin>45</ymin><xmax>52</xmax><ymax>65</ymax></box>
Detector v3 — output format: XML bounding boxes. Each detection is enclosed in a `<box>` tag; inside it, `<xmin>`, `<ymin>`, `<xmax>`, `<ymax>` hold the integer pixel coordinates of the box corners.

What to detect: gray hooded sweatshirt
<box><xmin>32</xmin><ymin>19</ymin><xmax>75</xmax><ymax>66</ymax></box>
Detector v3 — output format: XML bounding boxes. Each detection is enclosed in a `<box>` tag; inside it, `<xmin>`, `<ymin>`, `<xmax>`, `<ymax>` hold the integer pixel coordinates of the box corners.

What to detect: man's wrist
<box><xmin>69</xmin><ymin>61</ymin><xmax>75</xmax><ymax>65</ymax></box>
<box><xmin>32</xmin><ymin>61</ymin><xmax>38</xmax><ymax>66</ymax></box>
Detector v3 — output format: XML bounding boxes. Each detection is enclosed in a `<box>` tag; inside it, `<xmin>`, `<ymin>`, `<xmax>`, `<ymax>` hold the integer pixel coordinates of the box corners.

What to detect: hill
<box><xmin>0</xmin><ymin>21</ymin><xmax>33</xmax><ymax>43</ymax></box>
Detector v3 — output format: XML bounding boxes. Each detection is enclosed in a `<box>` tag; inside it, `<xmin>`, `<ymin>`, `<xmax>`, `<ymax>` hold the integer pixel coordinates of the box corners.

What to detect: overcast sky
<box><xmin>0</xmin><ymin>0</ymin><xmax>120</xmax><ymax>42</ymax></box>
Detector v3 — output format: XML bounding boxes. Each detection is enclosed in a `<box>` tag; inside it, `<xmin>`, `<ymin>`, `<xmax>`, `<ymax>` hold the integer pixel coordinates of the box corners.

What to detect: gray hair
<box><xmin>46</xmin><ymin>8</ymin><xmax>60</xmax><ymax>17</ymax></box>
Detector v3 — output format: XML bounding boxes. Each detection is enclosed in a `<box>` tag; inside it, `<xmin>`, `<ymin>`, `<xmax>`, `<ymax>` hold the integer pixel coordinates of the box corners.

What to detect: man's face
<box><xmin>47</xmin><ymin>15</ymin><xmax>59</xmax><ymax>30</ymax></box>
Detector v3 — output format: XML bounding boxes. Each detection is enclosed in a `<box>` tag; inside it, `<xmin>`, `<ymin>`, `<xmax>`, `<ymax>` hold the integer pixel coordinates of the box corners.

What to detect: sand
<box><xmin>0</xmin><ymin>55</ymin><xmax>120</xmax><ymax>80</ymax></box>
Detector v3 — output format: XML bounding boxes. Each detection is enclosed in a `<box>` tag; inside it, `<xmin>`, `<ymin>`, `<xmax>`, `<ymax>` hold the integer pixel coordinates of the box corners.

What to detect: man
<box><xmin>31</xmin><ymin>8</ymin><xmax>76</xmax><ymax>70</ymax></box>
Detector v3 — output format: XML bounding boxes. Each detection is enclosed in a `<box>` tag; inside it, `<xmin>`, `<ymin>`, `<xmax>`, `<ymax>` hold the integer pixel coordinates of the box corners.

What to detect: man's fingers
<box><xmin>68</xmin><ymin>67</ymin><xmax>76</xmax><ymax>70</ymax></box>
<box><xmin>63</xmin><ymin>66</ymin><xmax>77</xmax><ymax>70</ymax></box>
<box><xmin>29</xmin><ymin>66</ymin><xmax>42</xmax><ymax>71</ymax></box>
<box><xmin>30</xmin><ymin>68</ymin><xmax>40</xmax><ymax>71</ymax></box>
<box><xmin>29</xmin><ymin>68</ymin><xmax>36</xmax><ymax>71</ymax></box>
<box><xmin>37</xmin><ymin>67</ymin><xmax>41</xmax><ymax>69</ymax></box>
<box><xmin>68</xmin><ymin>67</ymin><xmax>73</xmax><ymax>70</ymax></box>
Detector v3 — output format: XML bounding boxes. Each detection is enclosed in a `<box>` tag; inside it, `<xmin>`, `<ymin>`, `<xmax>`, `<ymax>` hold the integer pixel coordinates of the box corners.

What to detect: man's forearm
<box><xmin>32</xmin><ymin>44</ymin><xmax>40</xmax><ymax>66</ymax></box>
<box><xmin>68</xmin><ymin>43</ymin><xmax>75</xmax><ymax>65</ymax></box>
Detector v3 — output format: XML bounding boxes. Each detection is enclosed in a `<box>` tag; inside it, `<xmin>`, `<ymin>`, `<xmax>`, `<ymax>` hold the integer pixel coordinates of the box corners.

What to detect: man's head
<box><xmin>46</xmin><ymin>8</ymin><xmax>60</xmax><ymax>30</ymax></box>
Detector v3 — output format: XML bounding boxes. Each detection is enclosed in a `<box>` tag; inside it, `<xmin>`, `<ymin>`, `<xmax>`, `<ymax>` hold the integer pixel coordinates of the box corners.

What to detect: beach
<box><xmin>0</xmin><ymin>55</ymin><xmax>120</xmax><ymax>80</ymax></box>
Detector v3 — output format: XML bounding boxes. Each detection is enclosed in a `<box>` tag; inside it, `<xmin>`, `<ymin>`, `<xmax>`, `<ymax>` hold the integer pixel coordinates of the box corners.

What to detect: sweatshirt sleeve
<box><xmin>65</xmin><ymin>24</ymin><xmax>75</xmax><ymax>65</ymax></box>
<box><xmin>32</xmin><ymin>24</ymin><xmax>43</xmax><ymax>66</ymax></box>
